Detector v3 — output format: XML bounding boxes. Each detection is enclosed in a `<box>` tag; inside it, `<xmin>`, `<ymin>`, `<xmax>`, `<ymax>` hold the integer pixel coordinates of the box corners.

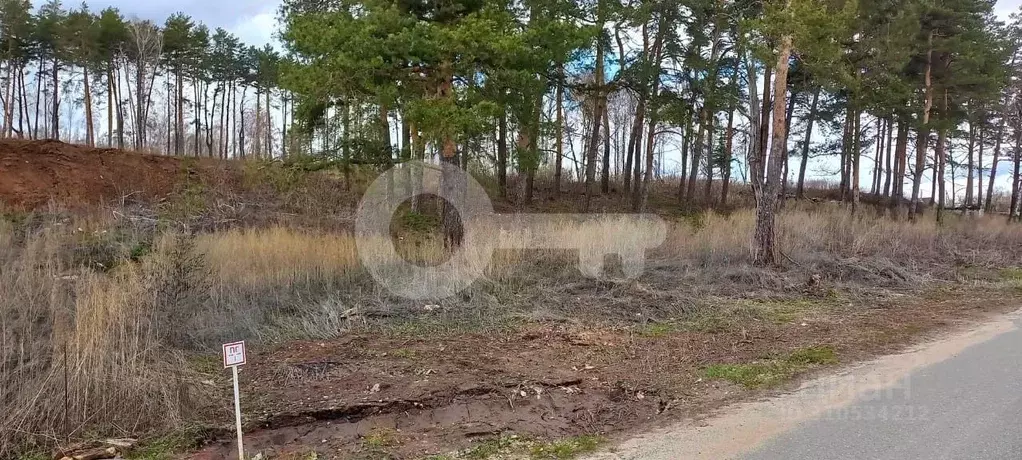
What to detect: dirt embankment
<box><xmin>0</xmin><ymin>139</ymin><xmax>235</xmax><ymax>210</ymax></box>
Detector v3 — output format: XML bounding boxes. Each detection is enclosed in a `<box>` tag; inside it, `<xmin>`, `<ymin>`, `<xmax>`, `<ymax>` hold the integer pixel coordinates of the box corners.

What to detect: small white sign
<box><xmin>222</xmin><ymin>340</ymin><xmax>247</xmax><ymax>460</ymax></box>
<box><xmin>223</xmin><ymin>341</ymin><xmax>246</xmax><ymax>368</ymax></box>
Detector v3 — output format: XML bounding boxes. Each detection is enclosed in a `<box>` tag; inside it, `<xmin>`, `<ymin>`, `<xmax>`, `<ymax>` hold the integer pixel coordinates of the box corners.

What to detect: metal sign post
<box><xmin>222</xmin><ymin>341</ymin><xmax>247</xmax><ymax>460</ymax></box>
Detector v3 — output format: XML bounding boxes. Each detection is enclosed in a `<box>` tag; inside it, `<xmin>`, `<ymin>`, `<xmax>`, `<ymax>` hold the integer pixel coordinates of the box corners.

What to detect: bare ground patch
<box><xmin>185</xmin><ymin>282</ymin><xmax>1019</xmax><ymax>460</ymax></box>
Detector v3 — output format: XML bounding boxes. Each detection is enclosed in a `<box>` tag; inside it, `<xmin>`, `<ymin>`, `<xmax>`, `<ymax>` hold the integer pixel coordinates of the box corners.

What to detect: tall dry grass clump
<box><xmin>196</xmin><ymin>227</ymin><xmax>361</xmax><ymax>287</ymax></box>
<box><xmin>0</xmin><ymin>223</ymin><xmax>212</xmax><ymax>455</ymax></box>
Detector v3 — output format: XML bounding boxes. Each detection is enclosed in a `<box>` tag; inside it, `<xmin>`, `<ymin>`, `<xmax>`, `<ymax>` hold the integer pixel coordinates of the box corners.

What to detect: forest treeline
<box><xmin>278</xmin><ymin>0</ymin><xmax>1021</xmax><ymax>262</ymax></box>
<box><xmin>0</xmin><ymin>0</ymin><xmax>287</xmax><ymax>158</ymax></box>
<box><xmin>1</xmin><ymin>0</ymin><xmax>1020</xmax><ymax>263</ymax></box>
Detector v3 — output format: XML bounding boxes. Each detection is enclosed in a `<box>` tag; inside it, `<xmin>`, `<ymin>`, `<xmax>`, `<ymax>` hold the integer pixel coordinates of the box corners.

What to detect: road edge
<box><xmin>586</xmin><ymin>307</ymin><xmax>1022</xmax><ymax>460</ymax></box>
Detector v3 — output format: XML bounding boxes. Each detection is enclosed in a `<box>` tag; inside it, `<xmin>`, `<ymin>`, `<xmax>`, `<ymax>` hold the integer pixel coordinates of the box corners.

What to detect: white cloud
<box><xmin>229</xmin><ymin>9</ymin><xmax>279</xmax><ymax>47</ymax></box>
<box><xmin>74</xmin><ymin>0</ymin><xmax>282</xmax><ymax>46</ymax></box>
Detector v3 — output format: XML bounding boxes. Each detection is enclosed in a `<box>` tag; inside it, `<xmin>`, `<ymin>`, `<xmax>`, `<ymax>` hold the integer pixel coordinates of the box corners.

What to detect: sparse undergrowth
<box><xmin>2</xmin><ymin>195</ymin><xmax>1022</xmax><ymax>457</ymax></box>
<box><xmin>704</xmin><ymin>346</ymin><xmax>840</xmax><ymax>388</ymax></box>
<box><xmin>999</xmin><ymin>267</ymin><xmax>1022</xmax><ymax>282</ymax></box>
<box><xmin>423</xmin><ymin>434</ymin><xmax>604</xmax><ymax>460</ymax></box>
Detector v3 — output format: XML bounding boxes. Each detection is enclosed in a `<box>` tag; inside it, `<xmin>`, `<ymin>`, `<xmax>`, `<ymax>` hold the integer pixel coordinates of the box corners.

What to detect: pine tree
<box><xmin>35</xmin><ymin>0</ymin><xmax>66</xmax><ymax>140</ymax></box>
<box><xmin>163</xmin><ymin>13</ymin><xmax>195</xmax><ymax>155</ymax></box>
<box><xmin>96</xmin><ymin>7</ymin><xmax>126</xmax><ymax>147</ymax></box>
<box><xmin>64</xmin><ymin>4</ymin><xmax>99</xmax><ymax>146</ymax></box>
<box><xmin>0</xmin><ymin>0</ymin><xmax>33</xmax><ymax>138</ymax></box>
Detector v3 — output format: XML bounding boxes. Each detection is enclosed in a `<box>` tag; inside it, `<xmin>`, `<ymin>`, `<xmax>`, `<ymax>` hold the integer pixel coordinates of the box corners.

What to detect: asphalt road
<box><xmin>743</xmin><ymin>318</ymin><xmax>1022</xmax><ymax>460</ymax></box>
<box><xmin>586</xmin><ymin>310</ymin><xmax>1022</xmax><ymax>460</ymax></box>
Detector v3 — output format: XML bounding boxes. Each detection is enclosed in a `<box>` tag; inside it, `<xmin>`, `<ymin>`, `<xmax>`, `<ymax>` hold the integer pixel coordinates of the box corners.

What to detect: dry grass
<box><xmin>0</xmin><ymin>223</ymin><xmax>216</xmax><ymax>456</ymax></box>
<box><xmin>660</xmin><ymin>204</ymin><xmax>1022</xmax><ymax>269</ymax></box>
<box><xmin>2</xmin><ymin>200</ymin><xmax>1022</xmax><ymax>454</ymax></box>
<box><xmin>196</xmin><ymin>227</ymin><xmax>361</xmax><ymax>287</ymax></box>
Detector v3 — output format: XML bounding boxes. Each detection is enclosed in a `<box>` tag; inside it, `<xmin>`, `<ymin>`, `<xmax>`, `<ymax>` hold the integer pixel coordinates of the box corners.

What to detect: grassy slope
<box><xmin>2</xmin><ymin>164</ymin><xmax>1021</xmax><ymax>459</ymax></box>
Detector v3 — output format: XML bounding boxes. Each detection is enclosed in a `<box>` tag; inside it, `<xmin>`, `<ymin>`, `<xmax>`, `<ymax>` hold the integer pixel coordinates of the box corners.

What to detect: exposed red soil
<box><xmin>0</xmin><ymin>139</ymin><xmax>237</xmax><ymax>210</ymax></box>
<box><xmin>188</xmin><ymin>286</ymin><xmax>1017</xmax><ymax>459</ymax></box>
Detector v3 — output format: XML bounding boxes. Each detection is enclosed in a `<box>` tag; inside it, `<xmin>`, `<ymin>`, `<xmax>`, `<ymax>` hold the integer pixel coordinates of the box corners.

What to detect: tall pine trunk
<box><xmin>401</xmin><ymin>117</ymin><xmax>411</xmax><ymax>198</ymax></box>
<box><xmin>18</xmin><ymin>66</ymin><xmax>28</xmax><ymax>137</ymax></box>
<box><xmin>194</xmin><ymin>79</ymin><xmax>201</xmax><ymax>155</ymax></box>
<box><xmin>986</xmin><ymin>114</ymin><xmax>1005</xmax><ymax>213</ymax></box>
<box><xmin>977</xmin><ymin>125</ymin><xmax>984</xmax><ymax>208</ymax></box>
<box><xmin>630</xmin><ymin>23</ymin><xmax>650</xmax><ymax>201</ymax></box>
<box><xmin>410</xmin><ymin>119</ymin><xmax>424</xmax><ymax>209</ymax></box>
<box><xmin>281</xmin><ymin>94</ymin><xmax>288</xmax><ymax>158</ymax></box>
<box><xmin>107</xmin><ymin>66</ymin><xmax>115</xmax><ymax>146</ymax></box>
<box><xmin>255</xmin><ymin>86</ymin><xmax>262</xmax><ymax>157</ymax></box>
<box><xmin>721</xmin><ymin>95</ymin><xmax>735</xmax><ymax>206</ymax></box>
<box><xmin>872</xmin><ymin>118</ymin><xmax>885</xmax><ymax>195</ymax></box>
<box><xmin>796</xmin><ymin>87</ymin><xmax>820</xmax><ymax>199</ymax></box>
<box><xmin>136</xmin><ymin>60</ymin><xmax>145</xmax><ymax>149</ymax></box>
<box><xmin>265</xmin><ymin>90</ymin><xmax>272</xmax><ymax>158</ymax></box>
<box><xmin>33</xmin><ymin>61</ymin><xmax>41</xmax><ymax>140</ymax></box>
<box><xmin>929</xmin><ymin>148</ymin><xmax>938</xmax><ymax>206</ymax></box>
<box><xmin>342</xmin><ymin>104</ymin><xmax>352</xmax><ymax>190</ymax></box>
<box><xmin>839</xmin><ymin>106</ymin><xmax>851</xmax><ymax>201</ymax></box>
<box><xmin>1010</xmin><ymin>126</ymin><xmax>1022</xmax><ymax>222</ymax></box>
<box><xmin>753</xmin><ymin>33</ymin><xmax>792</xmax><ymax>266</ymax></box>
<box><xmin>936</xmin><ymin>123</ymin><xmax>947</xmax><ymax>223</ymax></box>
<box><xmin>231</xmin><ymin>82</ymin><xmax>238</xmax><ymax>158</ymax></box>
<box><xmin>756</xmin><ymin>65</ymin><xmax>772</xmax><ymax>184</ymax></box>
<box><xmin>438</xmin><ymin>62</ymin><xmax>463</xmax><ymax>247</ymax></box>
<box><xmin>745</xmin><ymin>45</ymin><xmax>761</xmax><ymax>193</ymax></box>
<box><xmin>779</xmin><ymin>87</ymin><xmax>796</xmax><ymax>202</ymax></box>
<box><xmin>239</xmin><ymin>86</ymin><xmax>247</xmax><ymax>158</ymax></box>
<box><xmin>582</xmin><ymin>24</ymin><xmax>605</xmax><ymax>213</ymax></box>
<box><xmin>115</xmin><ymin>66</ymin><xmax>124</xmax><ymax>149</ymax></box>
<box><xmin>686</xmin><ymin>107</ymin><xmax>706</xmax><ymax>200</ymax></box>
<box><xmin>639</xmin><ymin>95</ymin><xmax>659</xmax><ymax>212</ymax></box>
<box><xmin>176</xmin><ymin>71</ymin><xmax>184</xmax><ymax>155</ymax></box>
<box><xmin>601</xmin><ymin>105</ymin><xmax>611</xmax><ymax>194</ymax></box>
<box><xmin>891</xmin><ymin>117</ymin><xmax>909</xmax><ymax>216</ymax></box>
<box><xmin>703</xmin><ymin>114</ymin><xmax>716</xmax><ymax>204</ymax></box>
<box><xmin>497</xmin><ymin>111</ymin><xmax>507</xmax><ymax>198</ymax></box>
<box><xmin>554</xmin><ymin>68</ymin><xmax>564</xmax><ymax>198</ymax></box>
<box><xmin>883</xmin><ymin>117</ymin><xmax>894</xmax><ymax>198</ymax></box>
<box><xmin>218</xmin><ymin>82</ymin><xmax>226</xmax><ymax>157</ymax></box>
<box><xmin>4</xmin><ymin>62</ymin><xmax>13</xmax><ymax>137</ymax></box>
<box><xmin>205</xmin><ymin>84</ymin><xmax>214</xmax><ymax>157</ymax></box>
<box><xmin>83</xmin><ymin>66</ymin><xmax>93</xmax><ymax>146</ymax></box>
<box><xmin>51</xmin><ymin>58</ymin><xmax>58</xmax><ymax>140</ymax></box>
<box><xmin>627</xmin><ymin>95</ymin><xmax>644</xmax><ymax>195</ymax></box>
<box><xmin>166</xmin><ymin>74</ymin><xmax>172</xmax><ymax>154</ymax></box>
<box><xmin>851</xmin><ymin>108</ymin><xmax>862</xmax><ymax>216</ymax></box>
<box><xmin>678</xmin><ymin>116</ymin><xmax>690</xmax><ymax>202</ymax></box>
<box><xmin>635</xmin><ymin>22</ymin><xmax>666</xmax><ymax>212</ymax></box>
<box><xmin>965</xmin><ymin>120</ymin><xmax>975</xmax><ymax>207</ymax></box>
<box><xmin>910</xmin><ymin>32</ymin><xmax>935</xmax><ymax>222</ymax></box>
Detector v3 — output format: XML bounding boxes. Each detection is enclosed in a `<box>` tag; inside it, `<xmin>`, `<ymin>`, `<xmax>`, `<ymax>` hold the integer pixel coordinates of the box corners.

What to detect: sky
<box><xmin>84</xmin><ymin>0</ymin><xmax>280</xmax><ymax>47</ymax></box>
<box><xmin>996</xmin><ymin>0</ymin><xmax>1022</xmax><ymax>21</ymax></box>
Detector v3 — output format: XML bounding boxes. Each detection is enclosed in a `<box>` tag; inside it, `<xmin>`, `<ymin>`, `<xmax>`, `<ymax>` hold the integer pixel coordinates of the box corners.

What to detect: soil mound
<box><xmin>0</xmin><ymin>139</ymin><xmax>233</xmax><ymax>210</ymax></box>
